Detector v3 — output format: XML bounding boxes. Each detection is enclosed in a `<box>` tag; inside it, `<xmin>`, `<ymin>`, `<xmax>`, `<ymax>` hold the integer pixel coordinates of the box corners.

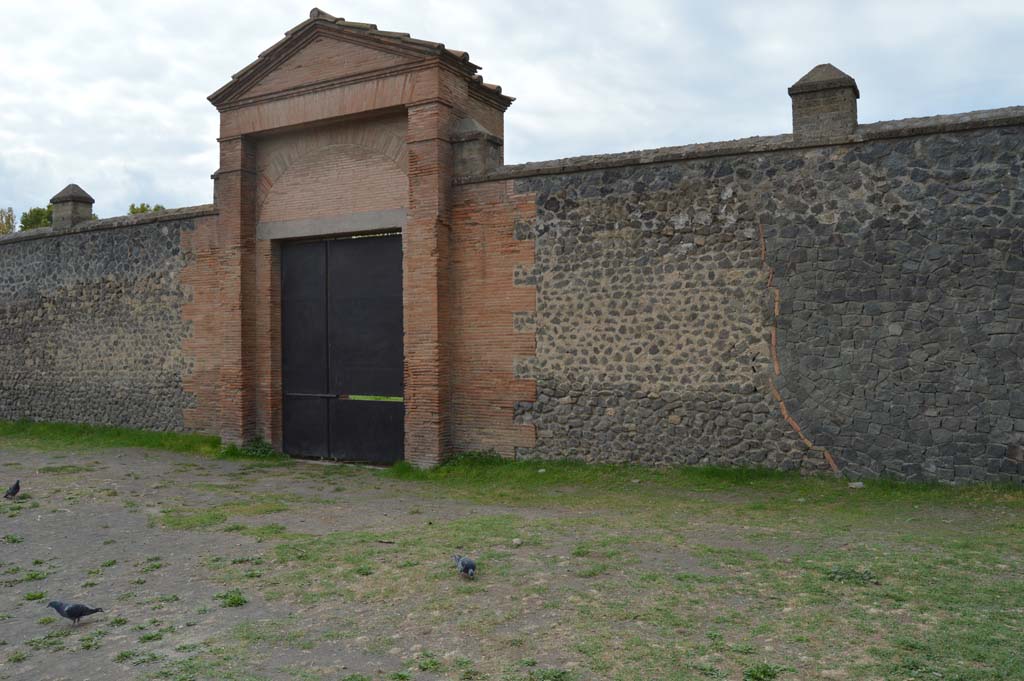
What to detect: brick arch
<box><xmin>257</xmin><ymin>140</ymin><xmax>408</xmax><ymax>225</ymax></box>
<box><xmin>255</xmin><ymin>116</ymin><xmax>408</xmax><ymax>224</ymax></box>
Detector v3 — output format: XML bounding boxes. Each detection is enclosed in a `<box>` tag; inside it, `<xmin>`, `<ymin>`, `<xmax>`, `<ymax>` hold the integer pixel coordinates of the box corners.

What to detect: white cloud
<box><xmin>0</xmin><ymin>0</ymin><xmax>1021</xmax><ymax>220</ymax></box>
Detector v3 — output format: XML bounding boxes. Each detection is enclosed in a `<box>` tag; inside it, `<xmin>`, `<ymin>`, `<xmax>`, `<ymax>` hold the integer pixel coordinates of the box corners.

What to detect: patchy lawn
<box><xmin>0</xmin><ymin>439</ymin><xmax>1021</xmax><ymax>680</ymax></box>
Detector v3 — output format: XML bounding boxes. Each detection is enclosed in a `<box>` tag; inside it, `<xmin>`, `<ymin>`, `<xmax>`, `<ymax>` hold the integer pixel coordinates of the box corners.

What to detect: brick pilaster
<box><xmin>213</xmin><ymin>136</ymin><xmax>259</xmax><ymax>444</ymax></box>
<box><xmin>403</xmin><ymin>101</ymin><xmax>456</xmax><ymax>467</ymax></box>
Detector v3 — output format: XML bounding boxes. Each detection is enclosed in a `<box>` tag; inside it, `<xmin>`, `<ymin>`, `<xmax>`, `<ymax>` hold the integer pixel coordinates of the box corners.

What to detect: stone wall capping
<box><xmin>0</xmin><ymin>204</ymin><xmax>218</xmax><ymax>246</ymax></box>
<box><xmin>452</xmin><ymin>117</ymin><xmax>504</xmax><ymax>175</ymax></box>
<box><xmin>789</xmin><ymin>63</ymin><xmax>859</xmax><ymax>141</ymax></box>
<box><xmin>788</xmin><ymin>63</ymin><xmax>860</xmax><ymax>98</ymax></box>
<box><xmin>50</xmin><ymin>183</ymin><xmax>95</xmax><ymax>205</ymax></box>
<box><xmin>50</xmin><ymin>183</ymin><xmax>96</xmax><ymax>231</ymax></box>
<box><xmin>457</xmin><ymin>105</ymin><xmax>1024</xmax><ymax>184</ymax></box>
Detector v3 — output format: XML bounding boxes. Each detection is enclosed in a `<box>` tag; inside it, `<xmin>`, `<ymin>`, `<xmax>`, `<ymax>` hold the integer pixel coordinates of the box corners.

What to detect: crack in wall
<box><xmin>759</xmin><ymin>222</ymin><xmax>841</xmax><ymax>475</ymax></box>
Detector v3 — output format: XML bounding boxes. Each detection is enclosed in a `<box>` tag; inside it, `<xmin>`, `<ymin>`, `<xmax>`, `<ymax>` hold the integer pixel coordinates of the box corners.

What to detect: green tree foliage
<box><xmin>128</xmin><ymin>202</ymin><xmax>166</xmax><ymax>214</ymax></box>
<box><xmin>19</xmin><ymin>205</ymin><xmax>52</xmax><ymax>230</ymax></box>
<box><xmin>0</xmin><ymin>207</ymin><xmax>15</xmax><ymax>235</ymax></box>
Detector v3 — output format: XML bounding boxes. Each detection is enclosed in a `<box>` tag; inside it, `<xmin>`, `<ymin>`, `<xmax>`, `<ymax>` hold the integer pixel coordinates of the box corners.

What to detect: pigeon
<box><xmin>453</xmin><ymin>554</ymin><xmax>476</xmax><ymax>579</ymax></box>
<box><xmin>3</xmin><ymin>480</ymin><xmax>18</xmax><ymax>500</ymax></box>
<box><xmin>47</xmin><ymin>601</ymin><xmax>104</xmax><ymax>625</ymax></box>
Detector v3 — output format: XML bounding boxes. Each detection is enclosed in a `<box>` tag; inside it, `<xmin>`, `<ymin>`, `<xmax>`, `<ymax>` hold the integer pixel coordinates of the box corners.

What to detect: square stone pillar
<box><xmin>50</xmin><ymin>184</ymin><xmax>94</xmax><ymax>230</ymax></box>
<box><xmin>789</xmin><ymin>64</ymin><xmax>859</xmax><ymax>143</ymax></box>
<box><xmin>452</xmin><ymin>118</ymin><xmax>503</xmax><ymax>176</ymax></box>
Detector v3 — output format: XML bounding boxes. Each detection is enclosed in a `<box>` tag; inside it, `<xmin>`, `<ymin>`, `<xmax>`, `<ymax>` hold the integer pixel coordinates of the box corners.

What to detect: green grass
<box><xmin>743</xmin><ymin>662</ymin><xmax>790</xmax><ymax>680</ymax></box>
<box><xmin>214</xmin><ymin>589</ymin><xmax>248</xmax><ymax>608</ymax></box>
<box><xmin>0</xmin><ymin>421</ymin><xmax>297</xmax><ymax>463</ymax></box>
<box><xmin>160</xmin><ymin>508</ymin><xmax>229</xmax><ymax>530</ymax></box>
<box><xmin>219</xmin><ymin>437</ymin><xmax>284</xmax><ymax>460</ymax></box>
<box><xmin>0</xmin><ymin>420</ymin><xmax>221</xmax><ymax>454</ymax></box>
<box><xmin>7</xmin><ymin>650</ymin><xmax>28</xmax><ymax>663</ymax></box>
<box><xmin>383</xmin><ymin>451</ymin><xmax>1024</xmax><ymax>510</ymax></box>
<box><xmin>160</xmin><ymin>499</ymin><xmax>290</xmax><ymax>531</ymax></box>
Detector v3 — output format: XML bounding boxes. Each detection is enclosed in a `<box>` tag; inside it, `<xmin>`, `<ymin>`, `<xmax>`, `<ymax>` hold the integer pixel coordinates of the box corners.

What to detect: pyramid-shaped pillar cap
<box><xmin>788</xmin><ymin>63</ymin><xmax>859</xmax><ymax>99</ymax></box>
<box><xmin>50</xmin><ymin>183</ymin><xmax>95</xmax><ymax>205</ymax></box>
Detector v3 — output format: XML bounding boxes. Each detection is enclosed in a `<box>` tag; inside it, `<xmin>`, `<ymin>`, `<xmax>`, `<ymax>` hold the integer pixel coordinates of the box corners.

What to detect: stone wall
<box><xmin>484</xmin><ymin>116</ymin><xmax>1024</xmax><ymax>483</ymax></box>
<box><xmin>0</xmin><ymin>209</ymin><xmax>212</xmax><ymax>431</ymax></box>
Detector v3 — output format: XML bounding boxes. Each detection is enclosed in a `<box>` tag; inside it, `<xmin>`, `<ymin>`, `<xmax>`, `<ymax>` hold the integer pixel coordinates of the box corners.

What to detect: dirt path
<box><xmin>2</xmin><ymin>446</ymin><xmax>1021</xmax><ymax>681</ymax></box>
<box><xmin>0</xmin><ymin>448</ymin><xmax>596</xmax><ymax>680</ymax></box>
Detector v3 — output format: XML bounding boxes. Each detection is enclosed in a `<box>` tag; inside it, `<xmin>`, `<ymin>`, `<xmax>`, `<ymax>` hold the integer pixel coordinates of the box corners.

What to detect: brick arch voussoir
<box><xmin>257</xmin><ymin>131</ymin><xmax>408</xmax><ymax>215</ymax></box>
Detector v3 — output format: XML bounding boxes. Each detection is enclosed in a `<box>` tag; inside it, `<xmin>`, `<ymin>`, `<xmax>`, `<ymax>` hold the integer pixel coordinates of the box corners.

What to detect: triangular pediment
<box><xmin>243</xmin><ymin>33</ymin><xmax>417</xmax><ymax>100</ymax></box>
<box><xmin>210</xmin><ymin>9</ymin><xmax>513</xmax><ymax>111</ymax></box>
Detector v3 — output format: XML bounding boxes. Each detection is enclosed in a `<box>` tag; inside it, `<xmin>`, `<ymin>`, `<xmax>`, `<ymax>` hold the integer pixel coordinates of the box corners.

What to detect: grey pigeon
<box><xmin>47</xmin><ymin>601</ymin><xmax>103</xmax><ymax>625</ymax></box>
<box><xmin>453</xmin><ymin>554</ymin><xmax>476</xmax><ymax>579</ymax></box>
<box><xmin>3</xmin><ymin>480</ymin><xmax>18</xmax><ymax>500</ymax></box>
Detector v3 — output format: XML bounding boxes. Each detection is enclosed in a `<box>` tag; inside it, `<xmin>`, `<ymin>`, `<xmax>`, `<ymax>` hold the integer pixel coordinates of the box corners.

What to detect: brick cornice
<box><xmin>217</xmin><ymin>59</ymin><xmax>440</xmax><ymax>113</ymax></box>
<box><xmin>213</xmin><ymin>168</ymin><xmax>260</xmax><ymax>178</ymax></box>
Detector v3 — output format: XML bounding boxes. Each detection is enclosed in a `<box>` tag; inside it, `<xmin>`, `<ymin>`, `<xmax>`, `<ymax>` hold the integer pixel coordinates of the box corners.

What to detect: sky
<box><xmin>1</xmin><ymin>0</ymin><xmax>1022</xmax><ymax>221</ymax></box>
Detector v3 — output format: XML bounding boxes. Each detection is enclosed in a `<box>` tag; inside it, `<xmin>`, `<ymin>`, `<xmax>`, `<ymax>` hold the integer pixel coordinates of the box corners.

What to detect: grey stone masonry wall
<box><xmin>0</xmin><ymin>208</ymin><xmax>211</xmax><ymax>431</ymax></box>
<box><xmin>503</xmin><ymin>116</ymin><xmax>1024</xmax><ymax>484</ymax></box>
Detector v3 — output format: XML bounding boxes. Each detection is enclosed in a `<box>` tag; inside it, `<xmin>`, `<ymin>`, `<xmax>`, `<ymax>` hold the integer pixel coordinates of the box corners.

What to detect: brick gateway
<box><xmin>1</xmin><ymin>9</ymin><xmax>1021</xmax><ymax>483</ymax></box>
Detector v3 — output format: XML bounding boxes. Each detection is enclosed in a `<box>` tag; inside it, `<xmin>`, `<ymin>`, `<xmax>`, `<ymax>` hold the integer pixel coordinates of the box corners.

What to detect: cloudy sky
<box><xmin>1</xmin><ymin>0</ymin><xmax>1022</xmax><ymax>221</ymax></box>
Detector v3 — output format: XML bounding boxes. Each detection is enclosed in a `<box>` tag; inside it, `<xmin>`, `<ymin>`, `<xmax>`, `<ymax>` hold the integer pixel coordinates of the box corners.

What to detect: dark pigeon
<box><xmin>453</xmin><ymin>554</ymin><xmax>476</xmax><ymax>579</ymax></box>
<box><xmin>3</xmin><ymin>480</ymin><xmax>18</xmax><ymax>500</ymax></box>
<box><xmin>48</xmin><ymin>601</ymin><xmax>104</xmax><ymax>625</ymax></box>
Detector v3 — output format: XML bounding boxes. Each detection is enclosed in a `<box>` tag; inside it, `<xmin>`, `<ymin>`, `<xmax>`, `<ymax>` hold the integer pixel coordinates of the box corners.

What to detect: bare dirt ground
<box><xmin>0</xmin><ymin>446</ymin><xmax>1021</xmax><ymax>681</ymax></box>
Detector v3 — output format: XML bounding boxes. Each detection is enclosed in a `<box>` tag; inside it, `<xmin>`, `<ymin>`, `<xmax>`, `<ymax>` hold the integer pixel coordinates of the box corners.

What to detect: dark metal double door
<box><xmin>281</xmin><ymin>234</ymin><xmax>403</xmax><ymax>463</ymax></box>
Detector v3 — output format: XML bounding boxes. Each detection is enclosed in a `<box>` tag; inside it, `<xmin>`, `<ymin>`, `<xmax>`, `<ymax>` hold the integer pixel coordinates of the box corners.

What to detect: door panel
<box><xmin>281</xmin><ymin>241</ymin><xmax>327</xmax><ymax>395</ymax></box>
<box><xmin>280</xmin><ymin>234</ymin><xmax>403</xmax><ymax>464</ymax></box>
<box><xmin>328</xmin><ymin>399</ymin><xmax>404</xmax><ymax>464</ymax></box>
<box><xmin>281</xmin><ymin>241</ymin><xmax>329</xmax><ymax>457</ymax></box>
<box><xmin>327</xmin><ymin>236</ymin><xmax>404</xmax><ymax>398</ymax></box>
<box><xmin>282</xmin><ymin>396</ymin><xmax>329</xmax><ymax>459</ymax></box>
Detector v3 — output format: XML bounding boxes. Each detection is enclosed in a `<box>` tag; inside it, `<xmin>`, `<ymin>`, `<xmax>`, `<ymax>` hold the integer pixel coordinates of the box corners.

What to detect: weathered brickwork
<box><xmin>501</xmin><ymin>125</ymin><xmax>1024</xmax><ymax>483</ymax></box>
<box><xmin>448</xmin><ymin>180</ymin><xmax>537</xmax><ymax>457</ymax></box>
<box><xmin>0</xmin><ymin>215</ymin><xmax>202</xmax><ymax>430</ymax></box>
<box><xmin>255</xmin><ymin>115</ymin><xmax>408</xmax><ymax>225</ymax></box>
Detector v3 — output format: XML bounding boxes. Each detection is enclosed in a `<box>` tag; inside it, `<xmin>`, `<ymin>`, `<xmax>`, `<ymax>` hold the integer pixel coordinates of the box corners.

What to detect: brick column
<box><xmin>213</xmin><ymin>135</ymin><xmax>259</xmax><ymax>445</ymax></box>
<box><xmin>404</xmin><ymin>101</ymin><xmax>455</xmax><ymax>467</ymax></box>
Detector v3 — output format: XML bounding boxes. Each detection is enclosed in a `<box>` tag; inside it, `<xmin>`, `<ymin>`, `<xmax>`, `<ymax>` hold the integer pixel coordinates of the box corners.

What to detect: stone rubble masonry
<box><xmin>455</xmin><ymin>110</ymin><xmax>1024</xmax><ymax>484</ymax></box>
<box><xmin>1</xmin><ymin>13</ymin><xmax>1022</xmax><ymax>484</ymax></box>
<box><xmin>0</xmin><ymin>206</ymin><xmax>215</xmax><ymax>431</ymax></box>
